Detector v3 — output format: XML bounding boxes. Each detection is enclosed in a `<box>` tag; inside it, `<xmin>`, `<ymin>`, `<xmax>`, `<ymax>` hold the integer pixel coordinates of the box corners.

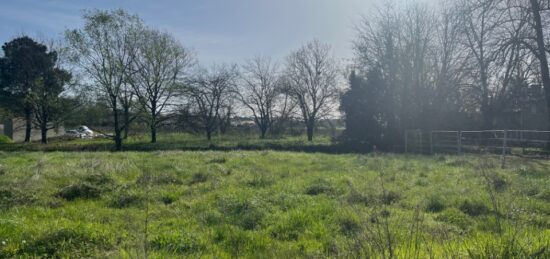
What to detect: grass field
<box><xmin>0</xmin><ymin>147</ymin><xmax>549</xmax><ymax>258</ymax></box>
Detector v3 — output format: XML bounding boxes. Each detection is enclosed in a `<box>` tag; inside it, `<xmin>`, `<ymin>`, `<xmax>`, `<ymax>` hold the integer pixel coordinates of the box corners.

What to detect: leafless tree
<box><xmin>237</xmin><ymin>56</ymin><xmax>280</xmax><ymax>138</ymax></box>
<box><xmin>130</xmin><ymin>28</ymin><xmax>193</xmax><ymax>143</ymax></box>
<box><xmin>183</xmin><ymin>64</ymin><xmax>238</xmax><ymax>140</ymax></box>
<box><xmin>66</xmin><ymin>9</ymin><xmax>142</xmax><ymax>150</ymax></box>
<box><xmin>284</xmin><ymin>39</ymin><xmax>340</xmax><ymax>141</ymax></box>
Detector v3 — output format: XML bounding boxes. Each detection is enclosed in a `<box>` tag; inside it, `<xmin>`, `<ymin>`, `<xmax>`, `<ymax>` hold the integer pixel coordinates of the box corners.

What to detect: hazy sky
<box><xmin>0</xmin><ymin>0</ymin><xmax>382</xmax><ymax>64</ymax></box>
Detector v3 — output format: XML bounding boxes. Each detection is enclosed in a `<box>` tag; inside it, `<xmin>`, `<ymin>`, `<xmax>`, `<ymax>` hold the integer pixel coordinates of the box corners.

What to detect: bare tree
<box><xmin>183</xmin><ymin>64</ymin><xmax>238</xmax><ymax>140</ymax></box>
<box><xmin>237</xmin><ymin>56</ymin><xmax>280</xmax><ymax>138</ymax></box>
<box><xmin>130</xmin><ymin>28</ymin><xmax>193</xmax><ymax>143</ymax></box>
<box><xmin>284</xmin><ymin>40</ymin><xmax>340</xmax><ymax>141</ymax></box>
<box><xmin>65</xmin><ymin>9</ymin><xmax>142</xmax><ymax>150</ymax></box>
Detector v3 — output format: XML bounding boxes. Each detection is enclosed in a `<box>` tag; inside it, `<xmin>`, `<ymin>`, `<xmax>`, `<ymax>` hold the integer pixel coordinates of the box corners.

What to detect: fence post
<box><xmin>457</xmin><ymin>131</ymin><xmax>462</xmax><ymax>155</ymax></box>
<box><xmin>501</xmin><ymin>130</ymin><xmax>507</xmax><ymax>168</ymax></box>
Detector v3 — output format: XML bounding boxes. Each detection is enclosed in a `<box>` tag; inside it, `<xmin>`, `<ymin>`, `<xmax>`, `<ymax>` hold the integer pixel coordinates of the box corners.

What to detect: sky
<box><xmin>0</xmin><ymin>0</ymin><xmax>383</xmax><ymax>65</ymax></box>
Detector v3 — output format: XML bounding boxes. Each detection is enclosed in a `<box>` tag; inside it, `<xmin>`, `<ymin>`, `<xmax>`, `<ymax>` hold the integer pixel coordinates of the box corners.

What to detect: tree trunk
<box><xmin>260</xmin><ymin>126</ymin><xmax>267</xmax><ymax>139</ymax></box>
<box><xmin>529</xmin><ymin>0</ymin><xmax>550</xmax><ymax>148</ymax></box>
<box><xmin>306</xmin><ymin>120</ymin><xmax>314</xmax><ymax>142</ymax></box>
<box><xmin>24</xmin><ymin>106</ymin><xmax>32</xmax><ymax>142</ymax></box>
<box><xmin>113</xmin><ymin>101</ymin><xmax>123</xmax><ymax>151</ymax></box>
<box><xmin>123</xmin><ymin>105</ymin><xmax>130</xmax><ymax>139</ymax></box>
<box><xmin>207</xmin><ymin>130</ymin><xmax>212</xmax><ymax>141</ymax></box>
<box><xmin>151</xmin><ymin>125</ymin><xmax>157</xmax><ymax>143</ymax></box>
<box><xmin>40</xmin><ymin>125</ymin><xmax>48</xmax><ymax>144</ymax></box>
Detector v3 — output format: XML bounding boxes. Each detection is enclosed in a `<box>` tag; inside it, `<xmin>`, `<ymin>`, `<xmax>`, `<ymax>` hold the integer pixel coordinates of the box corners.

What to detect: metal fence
<box><xmin>405</xmin><ymin>129</ymin><xmax>550</xmax><ymax>161</ymax></box>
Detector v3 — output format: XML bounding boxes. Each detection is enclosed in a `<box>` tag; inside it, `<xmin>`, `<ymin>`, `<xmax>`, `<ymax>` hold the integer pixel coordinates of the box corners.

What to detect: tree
<box><xmin>527</xmin><ymin>0</ymin><xmax>550</xmax><ymax>132</ymax></box>
<box><xmin>0</xmin><ymin>36</ymin><xmax>55</xmax><ymax>142</ymax></box>
<box><xmin>237</xmin><ymin>56</ymin><xmax>280</xmax><ymax>138</ymax></box>
<box><xmin>66</xmin><ymin>9</ymin><xmax>143</xmax><ymax>151</ymax></box>
<box><xmin>131</xmin><ymin>28</ymin><xmax>193</xmax><ymax>143</ymax></box>
<box><xmin>30</xmin><ymin>66</ymin><xmax>72</xmax><ymax>144</ymax></box>
<box><xmin>183</xmin><ymin>64</ymin><xmax>238</xmax><ymax>140</ymax></box>
<box><xmin>341</xmin><ymin>69</ymin><xmax>387</xmax><ymax>149</ymax></box>
<box><xmin>284</xmin><ymin>40</ymin><xmax>340</xmax><ymax>141</ymax></box>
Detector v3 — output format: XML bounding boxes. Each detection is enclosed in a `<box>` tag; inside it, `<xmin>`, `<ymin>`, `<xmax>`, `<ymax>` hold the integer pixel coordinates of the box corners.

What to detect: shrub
<box><xmin>0</xmin><ymin>135</ymin><xmax>13</xmax><ymax>144</ymax></box>
<box><xmin>57</xmin><ymin>183</ymin><xmax>101</xmax><ymax>201</ymax></box>
<box><xmin>305</xmin><ymin>179</ymin><xmax>337</xmax><ymax>196</ymax></box>
<box><xmin>425</xmin><ymin>196</ymin><xmax>446</xmax><ymax>213</ymax></box>
<box><xmin>459</xmin><ymin>200</ymin><xmax>490</xmax><ymax>217</ymax></box>
<box><xmin>338</xmin><ymin>217</ymin><xmax>361</xmax><ymax>236</ymax></box>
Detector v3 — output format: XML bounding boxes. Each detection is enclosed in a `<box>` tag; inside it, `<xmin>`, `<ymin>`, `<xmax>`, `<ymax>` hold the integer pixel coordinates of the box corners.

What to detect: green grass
<box><xmin>0</xmin><ymin>150</ymin><xmax>548</xmax><ymax>258</ymax></box>
<box><xmin>0</xmin><ymin>132</ymin><xmax>334</xmax><ymax>152</ymax></box>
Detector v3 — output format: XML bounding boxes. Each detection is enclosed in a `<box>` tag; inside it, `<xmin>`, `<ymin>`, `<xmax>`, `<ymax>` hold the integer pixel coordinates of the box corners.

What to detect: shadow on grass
<box><xmin>0</xmin><ymin>136</ymin><xmax>372</xmax><ymax>154</ymax></box>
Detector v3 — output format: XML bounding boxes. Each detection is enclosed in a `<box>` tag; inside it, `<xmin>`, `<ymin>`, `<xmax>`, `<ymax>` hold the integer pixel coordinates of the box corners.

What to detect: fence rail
<box><xmin>405</xmin><ymin>129</ymin><xmax>550</xmax><ymax>166</ymax></box>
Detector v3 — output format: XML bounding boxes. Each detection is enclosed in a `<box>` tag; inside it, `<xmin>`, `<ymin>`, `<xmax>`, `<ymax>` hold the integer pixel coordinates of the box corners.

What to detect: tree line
<box><xmin>0</xmin><ymin>10</ymin><xmax>340</xmax><ymax>150</ymax></box>
<box><xmin>1</xmin><ymin>0</ymin><xmax>550</xmax><ymax>151</ymax></box>
<box><xmin>341</xmin><ymin>0</ymin><xmax>550</xmax><ymax>150</ymax></box>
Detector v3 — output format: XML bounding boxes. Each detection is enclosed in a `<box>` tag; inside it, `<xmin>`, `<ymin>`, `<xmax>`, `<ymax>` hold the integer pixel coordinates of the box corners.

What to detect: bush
<box><xmin>425</xmin><ymin>196</ymin><xmax>446</xmax><ymax>213</ymax></box>
<box><xmin>459</xmin><ymin>200</ymin><xmax>490</xmax><ymax>217</ymax></box>
<box><xmin>57</xmin><ymin>183</ymin><xmax>101</xmax><ymax>201</ymax></box>
<box><xmin>305</xmin><ymin>179</ymin><xmax>337</xmax><ymax>196</ymax></box>
<box><xmin>0</xmin><ymin>135</ymin><xmax>13</xmax><ymax>144</ymax></box>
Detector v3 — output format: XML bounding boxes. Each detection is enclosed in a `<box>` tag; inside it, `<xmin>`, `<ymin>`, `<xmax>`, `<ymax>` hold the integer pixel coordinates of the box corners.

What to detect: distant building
<box><xmin>1</xmin><ymin>118</ymin><xmax>65</xmax><ymax>142</ymax></box>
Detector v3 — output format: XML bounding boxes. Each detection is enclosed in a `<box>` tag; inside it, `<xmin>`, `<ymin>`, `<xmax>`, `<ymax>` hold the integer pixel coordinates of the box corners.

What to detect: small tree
<box><xmin>130</xmin><ymin>28</ymin><xmax>193</xmax><ymax>143</ymax></box>
<box><xmin>30</xmin><ymin>67</ymin><xmax>72</xmax><ymax>144</ymax></box>
<box><xmin>183</xmin><ymin>64</ymin><xmax>238</xmax><ymax>140</ymax></box>
<box><xmin>237</xmin><ymin>56</ymin><xmax>280</xmax><ymax>138</ymax></box>
<box><xmin>0</xmin><ymin>36</ymin><xmax>55</xmax><ymax>142</ymax></box>
<box><xmin>284</xmin><ymin>40</ymin><xmax>340</xmax><ymax>141</ymax></box>
<box><xmin>66</xmin><ymin>9</ymin><xmax>143</xmax><ymax>150</ymax></box>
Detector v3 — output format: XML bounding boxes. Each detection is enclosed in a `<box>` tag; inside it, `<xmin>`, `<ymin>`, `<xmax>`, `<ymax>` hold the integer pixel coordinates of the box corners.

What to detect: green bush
<box><xmin>0</xmin><ymin>187</ymin><xmax>37</xmax><ymax>209</ymax></box>
<box><xmin>425</xmin><ymin>196</ymin><xmax>446</xmax><ymax>213</ymax></box>
<box><xmin>0</xmin><ymin>135</ymin><xmax>13</xmax><ymax>144</ymax></box>
<box><xmin>380</xmin><ymin>190</ymin><xmax>401</xmax><ymax>205</ymax></box>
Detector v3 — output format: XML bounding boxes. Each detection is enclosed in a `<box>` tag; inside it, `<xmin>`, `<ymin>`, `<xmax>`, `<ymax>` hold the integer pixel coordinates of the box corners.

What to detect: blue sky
<box><xmin>0</xmin><ymin>0</ymin><xmax>380</xmax><ymax>64</ymax></box>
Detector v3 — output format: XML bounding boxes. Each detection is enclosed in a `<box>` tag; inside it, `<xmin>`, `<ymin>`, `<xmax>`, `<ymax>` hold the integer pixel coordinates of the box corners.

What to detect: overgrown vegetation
<box><xmin>0</xmin><ymin>152</ymin><xmax>548</xmax><ymax>258</ymax></box>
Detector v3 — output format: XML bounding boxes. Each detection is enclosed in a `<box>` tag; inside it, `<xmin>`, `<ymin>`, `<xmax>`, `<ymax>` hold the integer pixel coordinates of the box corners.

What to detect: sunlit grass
<box><xmin>0</xmin><ymin>151</ymin><xmax>548</xmax><ymax>258</ymax></box>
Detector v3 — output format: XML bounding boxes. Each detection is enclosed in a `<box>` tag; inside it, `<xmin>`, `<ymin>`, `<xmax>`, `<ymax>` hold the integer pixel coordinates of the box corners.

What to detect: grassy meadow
<box><xmin>0</xmin><ymin>145</ymin><xmax>549</xmax><ymax>258</ymax></box>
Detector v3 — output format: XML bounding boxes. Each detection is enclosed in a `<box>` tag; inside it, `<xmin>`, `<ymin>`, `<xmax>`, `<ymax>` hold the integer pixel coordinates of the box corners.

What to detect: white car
<box><xmin>64</xmin><ymin>130</ymin><xmax>82</xmax><ymax>139</ymax></box>
<box><xmin>77</xmin><ymin>126</ymin><xmax>94</xmax><ymax>138</ymax></box>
